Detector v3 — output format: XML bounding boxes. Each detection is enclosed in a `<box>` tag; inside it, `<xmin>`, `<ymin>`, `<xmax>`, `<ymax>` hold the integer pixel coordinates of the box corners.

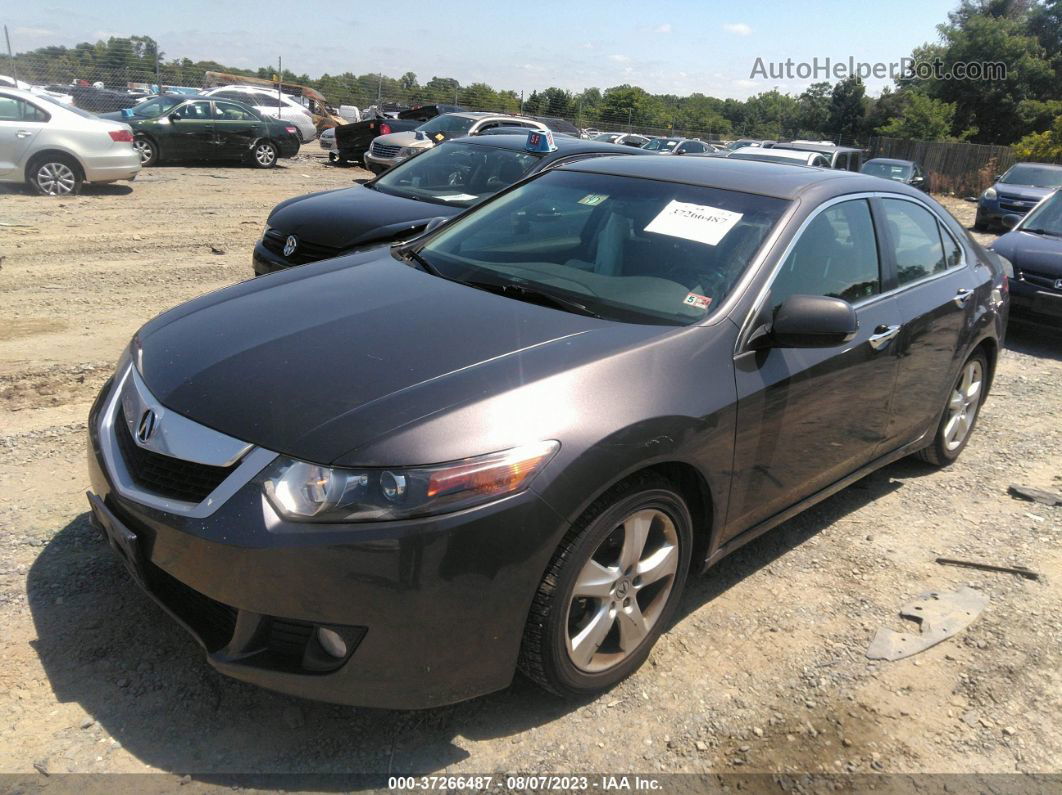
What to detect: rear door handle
<box><xmin>868</xmin><ymin>324</ymin><xmax>902</xmax><ymax>350</ymax></box>
<box><xmin>953</xmin><ymin>288</ymin><xmax>973</xmax><ymax>308</ymax></box>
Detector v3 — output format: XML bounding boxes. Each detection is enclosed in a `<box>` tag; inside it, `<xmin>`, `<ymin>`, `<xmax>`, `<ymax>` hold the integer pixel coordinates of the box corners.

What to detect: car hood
<box><xmin>267</xmin><ymin>185</ymin><xmax>460</xmax><ymax>250</ymax></box>
<box><xmin>991</xmin><ymin>230</ymin><xmax>1062</xmax><ymax>276</ymax></box>
<box><xmin>135</xmin><ymin>253</ymin><xmax>665</xmax><ymax>464</ymax></box>
<box><xmin>374</xmin><ymin>131</ymin><xmax>434</xmax><ymax>148</ymax></box>
<box><xmin>994</xmin><ymin>183</ymin><xmax>1053</xmax><ymax>201</ymax></box>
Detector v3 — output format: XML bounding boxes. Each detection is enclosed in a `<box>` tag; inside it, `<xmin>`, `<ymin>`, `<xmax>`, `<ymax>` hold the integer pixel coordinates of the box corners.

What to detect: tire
<box><xmin>518</xmin><ymin>473</ymin><xmax>693</xmax><ymax>698</ymax></box>
<box><xmin>28</xmin><ymin>154</ymin><xmax>82</xmax><ymax>196</ymax></box>
<box><xmin>133</xmin><ymin>134</ymin><xmax>157</xmax><ymax>166</ymax></box>
<box><xmin>252</xmin><ymin>140</ymin><xmax>278</xmax><ymax>169</ymax></box>
<box><xmin>917</xmin><ymin>349</ymin><xmax>988</xmax><ymax>467</ymax></box>
<box><xmin>973</xmin><ymin>213</ymin><xmax>989</xmax><ymax>232</ymax></box>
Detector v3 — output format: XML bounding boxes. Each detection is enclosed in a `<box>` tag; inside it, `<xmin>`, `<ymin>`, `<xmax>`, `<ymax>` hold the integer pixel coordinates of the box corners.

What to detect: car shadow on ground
<box><xmin>26</xmin><ymin>460</ymin><xmax>925</xmax><ymax>785</ymax></box>
<box><xmin>0</xmin><ymin>182</ymin><xmax>134</xmax><ymax>197</ymax></box>
<box><xmin>1005</xmin><ymin>320</ymin><xmax>1062</xmax><ymax>361</ymax></box>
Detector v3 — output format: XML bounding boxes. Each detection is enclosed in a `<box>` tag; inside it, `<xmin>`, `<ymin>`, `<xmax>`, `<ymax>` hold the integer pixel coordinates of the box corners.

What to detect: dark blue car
<box><xmin>976</xmin><ymin>162</ymin><xmax>1062</xmax><ymax>231</ymax></box>
<box><xmin>989</xmin><ymin>189</ymin><xmax>1062</xmax><ymax>325</ymax></box>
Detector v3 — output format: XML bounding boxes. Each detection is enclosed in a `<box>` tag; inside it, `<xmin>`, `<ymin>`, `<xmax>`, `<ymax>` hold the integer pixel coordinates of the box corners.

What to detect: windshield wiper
<box><xmin>1021</xmin><ymin>227</ymin><xmax>1060</xmax><ymax>237</ymax></box>
<box><xmin>464</xmin><ymin>279</ymin><xmax>602</xmax><ymax>318</ymax></box>
<box><xmin>391</xmin><ymin>245</ymin><xmax>444</xmax><ymax>276</ymax></box>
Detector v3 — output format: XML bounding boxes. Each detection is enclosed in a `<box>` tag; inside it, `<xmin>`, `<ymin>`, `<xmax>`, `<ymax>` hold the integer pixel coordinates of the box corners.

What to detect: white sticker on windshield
<box><xmin>644</xmin><ymin>200</ymin><xmax>743</xmax><ymax>246</ymax></box>
<box><xmin>437</xmin><ymin>193</ymin><xmax>478</xmax><ymax>201</ymax></box>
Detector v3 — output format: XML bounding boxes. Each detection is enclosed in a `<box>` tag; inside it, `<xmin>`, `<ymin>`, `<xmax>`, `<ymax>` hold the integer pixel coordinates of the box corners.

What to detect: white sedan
<box><xmin>0</xmin><ymin>87</ymin><xmax>141</xmax><ymax>196</ymax></box>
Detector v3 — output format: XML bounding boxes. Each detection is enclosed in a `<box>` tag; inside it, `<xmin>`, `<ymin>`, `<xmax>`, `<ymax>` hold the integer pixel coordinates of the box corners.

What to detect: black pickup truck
<box><xmin>334</xmin><ymin>104</ymin><xmax>466</xmax><ymax>165</ymax></box>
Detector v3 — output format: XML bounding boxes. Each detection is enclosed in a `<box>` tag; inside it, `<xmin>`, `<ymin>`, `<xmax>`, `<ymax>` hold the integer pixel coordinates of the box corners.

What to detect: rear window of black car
<box><xmin>419</xmin><ymin>169</ymin><xmax>789</xmax><ymax>326</ymax></box>
<box><xmin>373</xmin><ymin>141</ymin><xmax>540</xmax><ymax>208</ymax></box>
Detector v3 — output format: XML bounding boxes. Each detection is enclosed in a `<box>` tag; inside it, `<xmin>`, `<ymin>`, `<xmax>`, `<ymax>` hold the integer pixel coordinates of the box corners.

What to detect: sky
<box><xmin>7</xmin><ymin>0</ymin><xmax>960</xmax><ymax>99</ymax></box>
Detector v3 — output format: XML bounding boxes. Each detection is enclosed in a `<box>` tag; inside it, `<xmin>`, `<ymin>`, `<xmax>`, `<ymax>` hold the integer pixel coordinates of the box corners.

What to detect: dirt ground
<box><xmin>1</xmin><ymin>147</ymin><xmax>1060</xmax><ymax>784</ymax></box>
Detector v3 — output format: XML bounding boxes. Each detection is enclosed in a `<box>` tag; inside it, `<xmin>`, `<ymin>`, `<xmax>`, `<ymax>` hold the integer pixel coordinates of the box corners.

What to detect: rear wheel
<box><xmin>252</xmin><ymin>140</ymin><xmax>278</xmax><ymax>168</ymax></box>
<box><xmin>28</xmin><ymin>155</ymin><xmax>82</xmax><ymax>196</ymax></box>
<box><xmin>133</xmin><ymin>135</ymin><xmax>157</xmax><ymax>166</ymax></box>
<box><xmin>973</xmin><ymin>213</ymin><xmax>989</xmax><ymax>232</ymax></box>
<box><xmin>519</xmin><ymin>473</ymin><xmax>692</xmax><ymax>698</ymax></box>
<box><xmin>917</xmin><ymin>350</ymin><xmax>988</xmax><ymax>466</ymax></box>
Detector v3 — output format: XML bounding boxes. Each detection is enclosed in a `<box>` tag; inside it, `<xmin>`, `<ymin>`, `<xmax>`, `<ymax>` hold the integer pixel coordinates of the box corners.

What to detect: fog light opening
<box><xmin>316</xmin><ymin>627</ymin><xmax>348</xmax><ymax>659</ymax></box>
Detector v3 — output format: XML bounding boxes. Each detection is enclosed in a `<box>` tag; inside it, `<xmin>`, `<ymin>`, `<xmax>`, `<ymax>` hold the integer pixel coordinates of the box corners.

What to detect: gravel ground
<box><xmin>1</xmin><ymin>149</ymin><xmax>1060</xmax><ymax>783</ymax></box>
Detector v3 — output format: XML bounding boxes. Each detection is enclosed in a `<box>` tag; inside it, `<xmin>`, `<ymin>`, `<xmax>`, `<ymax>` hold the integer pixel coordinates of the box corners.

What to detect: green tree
<box><xmin>796</xmin><ymin>82</ymin><xmax>832</xmax><ymax>137</ymax></box>
<box><xmin>1012</xmin><ymin>113</ymin><xmax>1062</xmax><ymax>160</ymax></box>
<box><xmin>877</xmin><ymin>92</ymin><xmax>958</xmax><ymax>139</ymax></box>
<box><xmin>827</xmin><ymin>76</ymin><xmax>867</xmax><ymax>143</ymax></box>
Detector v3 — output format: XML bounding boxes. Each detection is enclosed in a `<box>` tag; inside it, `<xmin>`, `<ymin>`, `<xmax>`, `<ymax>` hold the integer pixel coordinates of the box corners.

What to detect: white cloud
<box><xmin>723</xmin><ymin>22</ymin><xmax>752</xmax><ymax>36</ymax></box>
<box><xmin>13</xmin><ymin>26</ymin><xmax>57</xmax><ymax>37</ymax></box>
<box><xmin>653</xmin><ymin>23</ymin><xmax>672</xmax><ymax>34</ymax></box>
<box><xmin>608</xmin><ymin>53</ymin><xmax>631</xmax><ymax>63</ymax></box>
<box><xmin>580</xmin><ymin>42</ymin><xmax>594</xmax><ymax>49</ymax></box>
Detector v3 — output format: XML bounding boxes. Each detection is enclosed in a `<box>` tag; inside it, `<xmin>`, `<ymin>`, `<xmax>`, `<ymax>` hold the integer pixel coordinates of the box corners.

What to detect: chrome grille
<box><xmin>371</xmin><ymin>142</ymin><xmax>401</xmax><ymax>159</ymax></box>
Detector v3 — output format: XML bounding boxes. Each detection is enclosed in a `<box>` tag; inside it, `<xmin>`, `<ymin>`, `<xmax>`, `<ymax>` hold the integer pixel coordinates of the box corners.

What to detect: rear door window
<box><xmin>881</xmin><ymin>198</ymin><xmax>947</xmax><ymax>285</ymax></box>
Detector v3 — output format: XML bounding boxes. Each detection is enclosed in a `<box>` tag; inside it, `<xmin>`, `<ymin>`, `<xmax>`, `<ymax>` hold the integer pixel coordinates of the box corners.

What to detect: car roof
<box><xmin>452</xmin><ymin>133</ymin><xmax>654</xmax><ymax>158</ymax></box>
<box><xmin>1010</xmin><ymin>161</ymin><xmax>1062</xmax><ymax>170</ymax></box>
<box><xmin>732</xmin><ymin>146</ymin><xmax>817</xmax><ymax>161</ymax></box>
<box><xmin>556</xmin><ymin>155</ymin><xmax>898</xmax><ymax>200</ymax></box>
<box><xmin>773</xmin><ymin>142</ymin><xmax>863</xmax><ymax>154</ymax></box>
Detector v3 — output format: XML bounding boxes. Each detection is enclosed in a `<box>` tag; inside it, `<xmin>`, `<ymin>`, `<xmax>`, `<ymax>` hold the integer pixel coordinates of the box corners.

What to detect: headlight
<box><xmin>983</xmin><ymin>187</ymin><xmax>997</xmax><ymax>200</ymax></box>
<box><xmin>262</xmin><ymin>440</ymin><xmax>559</xmax><ymax>522</ymax></box>
<box><xmin>397</xmin><ymin>146</ymin><xmax>422</xmax><ymax>159</ymax></box>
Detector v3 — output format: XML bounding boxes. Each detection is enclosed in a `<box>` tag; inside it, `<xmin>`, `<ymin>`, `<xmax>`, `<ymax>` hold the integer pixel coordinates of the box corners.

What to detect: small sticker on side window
<box><xmin>578</xmin><ymin>194</ymin><xmax>609</xmax><ymax>206</ymax></box>
<box><xmin>683</xmin><ymin>292</ymin><xmax>712</xmax><ymax>310</ymax></box>
<box><xmin>645</xmin><ymin>200</ymin><xmax>743</xmax><ymax>246</ymax></box>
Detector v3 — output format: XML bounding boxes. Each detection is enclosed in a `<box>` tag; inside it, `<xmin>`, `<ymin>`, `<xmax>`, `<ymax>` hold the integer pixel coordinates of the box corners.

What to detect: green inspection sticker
<box><xmin>578</xmin><ymin>193</ymin><xmax>609</xmax><ymax>206</ymax></box>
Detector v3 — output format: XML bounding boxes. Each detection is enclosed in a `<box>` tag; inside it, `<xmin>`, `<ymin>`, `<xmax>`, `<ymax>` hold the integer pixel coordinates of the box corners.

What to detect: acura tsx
<box><xmin>87</xmin><ymin>156</ymin><xmax>1008</xmax><ymax>708</ymax></box>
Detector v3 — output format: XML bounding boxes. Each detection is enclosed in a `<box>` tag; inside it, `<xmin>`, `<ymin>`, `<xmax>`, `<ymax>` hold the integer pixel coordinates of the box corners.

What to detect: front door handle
<box><xmin>953</xmin><ymin>288</ymin><xmax>973</xmax><ymax>308</ymax></box>
<box><xmin>16</xmin><ymin>129</ymin><xmax>32</xmax><ymax>139</ymax></box>
<box><xmin>868</xmin><ymin>324</ymin><xmax>902</xmax><ymax>350</ymax></box>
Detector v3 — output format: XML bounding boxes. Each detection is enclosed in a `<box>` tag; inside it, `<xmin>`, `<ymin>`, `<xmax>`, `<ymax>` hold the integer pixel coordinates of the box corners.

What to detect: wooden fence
<box><xmin>866</xmin><ymin>137</ymin><xmax>1020</xmax><ymax>197</ymax></box>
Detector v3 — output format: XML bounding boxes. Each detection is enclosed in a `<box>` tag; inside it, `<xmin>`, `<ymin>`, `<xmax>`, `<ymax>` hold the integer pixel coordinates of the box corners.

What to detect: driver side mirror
<box><xmin>1001</xmin><ymin>214</ymin><xmax>1020</xmax><ymax>230</ymax></box>
<box><xmin>752</xmin><ymin>294</ymin><xmax>858</xmax><ymax>349</ymax></box>
<box><xmin>168</xmin><ymin>113</ymin><xmax>180</xmax><ymax>123</ymax></box>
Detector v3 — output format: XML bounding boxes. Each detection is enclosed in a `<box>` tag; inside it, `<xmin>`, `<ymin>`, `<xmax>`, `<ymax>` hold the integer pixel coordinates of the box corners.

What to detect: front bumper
<box><xmin>86</xmin><ymin>375</ymin><xmax>566</xmax><ymax>708</ymax></box>
<box><xmin>252</xmin><ymin>240</ymin><xmax>290</xmax><ymax>275</ymax></box>
<box><xmin>362</xmin><ymin>150</ymin><xmax>409</xmax><ymax>174</ymax></box>
<box><xmin>978</xmin><ymin>195</ymin><xmax>1040</xmax><ymax>224</ymax></box>
<box><xmin>1007</xmin><ymin>276</ymin><xmax>1062</xmax><ymax>326</ymax></box>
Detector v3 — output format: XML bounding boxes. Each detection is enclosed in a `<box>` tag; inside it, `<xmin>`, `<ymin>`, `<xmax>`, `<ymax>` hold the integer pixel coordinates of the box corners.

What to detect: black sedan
<box><xmin>989</xmin><ymin>189</ymin><xmax>1062</xmax><ymax>326</ymax></box>
<box><xmin>100</xmin><ymin>95</ymin><xmax>300</xmax><ymax>168</ymax></box>
<box><xmin>87</xmin><ymin>157</ymin><xmax>1007</xmax><ymax>709</ymax></box>
<box><xmin>253</xmin><ymin>132</ymin><xmax>650</xmax><ymax>274</ymax></box>
<box><xmin>861</xmin><ymin>157</ymin><xmax>930</xmax><ymax>191</ymax></box>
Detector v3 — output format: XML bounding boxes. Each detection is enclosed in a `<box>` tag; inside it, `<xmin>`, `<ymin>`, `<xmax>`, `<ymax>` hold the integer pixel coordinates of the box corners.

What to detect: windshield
<box><xmin>373</xmin><ymin>141</ymin><xmax>540</xmax><ymax>208</ymax></box>
<box><xmin>593</xmin><ymin>133</ymin><xmax>620</xmax><ymax>142</ymax></box>
<box><xmin>862</xmin><ymin>161</ymin><xmax>912</xmax><ymax>180</ymax></box>
<box><xmin>129</xmin><ymin>96</ymin><xmax>185</xmax><ymax>118</ymax></box>
<box><xmin>1020</xmin><ymin>191</ymin><xmax>1062</xmax><ymax>235</ymax></box>
<box><xmin>417</xmin><ymin>170</ymin><xmax>789</xmax><ymax>326</ymax></box>
<box><xmin>416</xmin><ymin>115</ymin><xmax>476</xmax><ymax>136</ymax></box>
<box><xmin>643</xmin><ymin>139</ymin><xmax>679</xmax><ymax>151</ymax></box>
<box><xmin>1001</xmin><ymin>164</ymin><xmax>1062</xmax><ymax>188</ymax></box>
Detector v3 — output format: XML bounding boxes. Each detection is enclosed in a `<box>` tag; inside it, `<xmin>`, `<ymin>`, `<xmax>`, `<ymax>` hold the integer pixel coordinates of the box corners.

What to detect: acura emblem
<box><xmin>136</xmin><ymin>409</ymin><xmax>157</xmax><ymax>443</ymax></box>
<box><xmin>1055</xmin><ymin>279</ymin><xmax>1062</xmax><ymax>290</ymax></box>
<box><xmin>283</xmin><ymin>235</ymin><xmax>298</xmax><ymax>257</ymax></box>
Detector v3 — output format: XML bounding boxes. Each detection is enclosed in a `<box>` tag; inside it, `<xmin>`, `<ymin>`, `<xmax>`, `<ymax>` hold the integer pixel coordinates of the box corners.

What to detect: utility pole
<box><xmin>4</xmin><ymin>26</ymin><xmax>17</xmax><ymax>85</ymax></box>
<box><xmin>377</xmin><ymin>72</ymin><xmax>383</xmax><ymax>103</ymax></box>
<box><xmin>277</xmin><ymin>56</ymin><xmax>283</xmax><ymax>113</ymax></box>
<box><xmin>627</xmin><ymin>108</ymin><xmax>633</xmax><ymax>132</ymax></box>
<box><xmin>520</xmin><ymin>90</ymin><xmax>524</xmax><ymax>112</ymax></box>
<box><xmin>155</xmin><ymin>45</ymin><xmax>161</xmax><ymax>90</ymax></box>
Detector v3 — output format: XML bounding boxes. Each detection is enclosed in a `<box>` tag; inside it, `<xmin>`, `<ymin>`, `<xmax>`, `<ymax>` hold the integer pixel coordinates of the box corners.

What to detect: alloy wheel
<box><xmin>36</xmin><ymin>162</ymin><xmax>76</xmax><ymax>196</ymax></box>
<box><xmin>255</xmin><ymin>144</ymin><xmax>277</xmax><ymax>166</ymax></box>
<box><xmin>565</xmin><ymin>508</ymin><xmax>679</xmax><ymax>672</ymax></box>
<box><xmin>944</xmin><ymin>359</ymin><xmax>983</xmax><ymax>451</ymax></box>
<box><xmin>134</xmin><ymin>138</ymin><xmax>153</xmax><ymax>164</ymax></box>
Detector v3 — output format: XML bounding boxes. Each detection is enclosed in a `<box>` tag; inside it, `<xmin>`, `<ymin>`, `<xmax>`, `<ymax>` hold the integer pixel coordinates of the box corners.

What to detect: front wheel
<box><xmin>917</xmin><ymin>350</ymin><xmax>988</xmax><ymax>466</ymax></box>
<box><xmin>252</xmin><ymin>141</ymin><xmax>278</xmax><ymax>169</ymax></box>
<box><xmin>519</xmin><ymin>473</ymin><xmax>692</xmax><ymax>698</ymax></box>
<box><xmin>133</xmin><ymin>135</ymin><xmax>157</xmax><ymax>166</ymax></box>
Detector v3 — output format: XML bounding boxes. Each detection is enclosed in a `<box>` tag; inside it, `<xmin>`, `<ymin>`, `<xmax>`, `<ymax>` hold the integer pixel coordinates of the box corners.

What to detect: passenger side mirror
<box><xmin>423</xmin><ymin>216</ymin><xmax>448</xmax><ymax>234</ymax></box>
<box><xmin>1001</xmin><ymin>214</ymin><xmax>1020</xmax><ymax>230</ymax></box>
<box><xmin>766</xmin><ymin>294</ymin><xmax>858</xmax><ymax>348</ymax></box>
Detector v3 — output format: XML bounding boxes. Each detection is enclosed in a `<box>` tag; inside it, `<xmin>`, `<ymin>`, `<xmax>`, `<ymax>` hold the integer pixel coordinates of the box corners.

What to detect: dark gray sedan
<box><xmin>87</xmin><ymin>156</ymin><xmax>1008</xmax><ymax>709</ymax></box>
